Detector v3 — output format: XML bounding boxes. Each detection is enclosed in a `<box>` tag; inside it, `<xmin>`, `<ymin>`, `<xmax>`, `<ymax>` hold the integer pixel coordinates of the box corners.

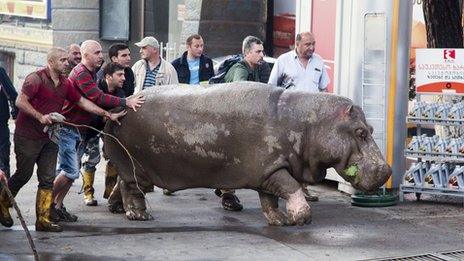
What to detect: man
<box><xmin>172</xmin><ymin>34</ymin><xmax>214</xmax><ymax>84</ymax></box>
<box><xmin>81</xmin><ymin>62</ymin><xmax>127</xmax><ymax>207</ymax></box>
<box><xmin>83</xmin><ymin>43</ymin><xmax>135</xmax><ymax>206</ymax></box>
<box><xmin>218</xmin><ymin>35</ymin><xmax>265</xmax><ymax>211</ymax></box>
<box><xmin>97</xmin><ymin>43</ymin><xmax>135</xmax><ymax>96</ymax></box>
<box><xmin>268</xmin><ymin>31</ymin><xmax>330</xmax><ymax>201</ymax></box>
<box><xmin>52</xmin><ymin>40</ymin><xmax>145</xmax><ymax>222</ymax></box>
<box><xmin>0</xmin><ymin>47</ymin><xmax>126</xmax><ymax>232</ymax></box>
<box><xmin>158</xmin><ymin>34</ymin><xmax>215</xmax><ymax>196</ymax></box>
<box><xmin>0</xmin><ymin>67</ymin><xmax>18</xmax><ymax>180</ymax></box>
<box><xmin>224</xmin><ymin>36</ymin><xmax>264</xmax><ymax>83</ymax></box>
<box><xmin>268</xmin><ymin>32</ymin><xmax>329</xmax><ymax>92</ymax></box>
<box><xmin>64</xmin><ymin>43</ymin><xmax>82</xmax><ymax>76</ymax></box>
<box><xmin>132</xmin><ymin>36</ymin><xmax>178</xmax><ymax>93</ymax></box>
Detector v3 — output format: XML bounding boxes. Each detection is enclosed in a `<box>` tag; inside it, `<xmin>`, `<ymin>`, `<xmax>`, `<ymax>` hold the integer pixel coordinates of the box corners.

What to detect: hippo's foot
<box><xmin>286</xmin><ymin>188</ymin><xmax>312</xmax><ymax>226</ymax></box>
<box><xmin>263</xmin><ymin>209</ymin><xmax>289</xmax><ymax>226</ymax></box>
<box><xmin>125</xmin><ymin>209</ymin><xmax>154</xmax><ymax>221</ymax></box>
<box><xmin>108</xmin><ymin>202</ymin><xmax>125</xmax><ymax>214</ymax></box>
<box><xmin>259</xmin><ymin>191</ymin><xmax>288</xmax><ymax>226</ymax></box>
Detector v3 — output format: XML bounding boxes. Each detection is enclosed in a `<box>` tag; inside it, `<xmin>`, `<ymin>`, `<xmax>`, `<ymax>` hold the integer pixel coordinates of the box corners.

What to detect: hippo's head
<box><xmin>310</xmin><ymin>104</ymin><xmax>391</xmax><ymax>192</ymax></box>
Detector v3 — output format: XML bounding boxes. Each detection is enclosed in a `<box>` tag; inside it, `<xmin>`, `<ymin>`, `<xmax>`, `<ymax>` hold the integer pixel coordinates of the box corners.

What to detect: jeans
<box><xmin>57</xmin><ymin>126</ymin><xmax>84</xmax><ymax>180</ymax></box>
<box><xmin>82</xmin><ymin>135</ymin><xmax>101</xmax><ymax>173</ymax></box>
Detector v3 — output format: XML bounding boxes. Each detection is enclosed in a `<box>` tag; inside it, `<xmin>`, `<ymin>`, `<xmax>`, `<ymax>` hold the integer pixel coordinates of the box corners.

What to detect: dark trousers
<box><xmin>0</xmin><ymin>121</ymin><xmax>10</xmax><ymax>178</ymax></box>
<box><xmin>8</xmin><ymin>135</ymin><xmax>58</xmax><ymax>193</ymax></box>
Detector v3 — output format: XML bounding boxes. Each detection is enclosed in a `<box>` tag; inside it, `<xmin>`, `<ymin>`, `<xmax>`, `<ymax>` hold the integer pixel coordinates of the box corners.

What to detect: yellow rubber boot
<box><xmin>35</xmin><ymin>188</ymin><xmax>62</xmax><ymax>232</ymax></box>
<box><xmin>82</xmin><ymin>170</ymin><xmax>97</xmax><ymax>206</ymax></box>
<box><xmin>0</xmin><ymin>188</ymin><xmax>13</xmax><ymax>227</ymax></box>
<box><xmin>103</xmin><ymin>162</ymin><xmax>118</xmax><ymax>199</ymax></box>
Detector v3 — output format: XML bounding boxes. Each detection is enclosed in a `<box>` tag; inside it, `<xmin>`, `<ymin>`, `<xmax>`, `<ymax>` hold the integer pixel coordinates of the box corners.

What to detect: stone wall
<box><xmin>0</xmin><ymin>22</ymin><xmax>52</xmax><ymax>88</ymax></box>
<box><xmin>52</xmin><ymin>0</ymin><xmax>145</xmax><ymax>63</ymax></box>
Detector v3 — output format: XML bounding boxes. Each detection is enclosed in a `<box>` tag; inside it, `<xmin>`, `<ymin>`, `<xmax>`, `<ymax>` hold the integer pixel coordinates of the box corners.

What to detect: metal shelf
<box><xmin>399</xmin><ymin>184</ymin><xmax>464</xmax><ymax>202</ymax></box>
<box><xmin>407</xmin><ymin>116</ymin><xmax>464</xmax><ymax>126</ymax></box>
<box><xmin>404</xmin><ymin>150</ymin><xmax>464</xmax><ymax>163</ymax></box>
<box><xmin>401</xmin><ymin>91</ymin><xmax>464</xmax><ymax>204</ymax></box>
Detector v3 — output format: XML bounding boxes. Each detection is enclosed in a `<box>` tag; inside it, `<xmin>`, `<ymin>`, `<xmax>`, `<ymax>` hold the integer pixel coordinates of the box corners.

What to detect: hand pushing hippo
<box><xmin>104</xmin><ymin>82</ymin><xmax>391</xmax><ymax>226</ymax></box>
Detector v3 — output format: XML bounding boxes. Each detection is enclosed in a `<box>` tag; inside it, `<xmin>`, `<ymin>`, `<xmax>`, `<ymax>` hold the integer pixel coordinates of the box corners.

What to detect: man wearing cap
<box><xmin>132</xmin><ymin>36</ymin><xmax>178</xmax><ymax>93</ymax></box>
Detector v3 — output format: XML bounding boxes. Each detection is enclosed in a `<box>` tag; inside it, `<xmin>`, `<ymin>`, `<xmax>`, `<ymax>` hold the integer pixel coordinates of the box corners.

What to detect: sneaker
<box><xmin>221</xmin><ymin>193</ymin><xmax>243</xmax><ymax>211</ymax></box>
<box><xmin>162</xmin><ymin>189</ymin><xmax>174</xmax><ymax>196</ymax></box>
<box><xmin>305</xmin><ymin>194</ymin><xmax>319</xmax><ymax>202</ymax></box>
<box><xmin>59</xmin><ymin>206</ymin><xmax>78</xmax><ymax>222</ymax></box>
<box><xmin>50</xmin><ymin>203</ymin><xmax>61</xmax><ymax>223</ymax></box>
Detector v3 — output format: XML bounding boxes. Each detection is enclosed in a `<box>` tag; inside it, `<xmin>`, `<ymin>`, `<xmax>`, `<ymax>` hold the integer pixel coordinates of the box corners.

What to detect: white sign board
<box><xmin>416</xmin><ymin>48</ymin><xmax>464</xmax><ymax>93</ymax></box>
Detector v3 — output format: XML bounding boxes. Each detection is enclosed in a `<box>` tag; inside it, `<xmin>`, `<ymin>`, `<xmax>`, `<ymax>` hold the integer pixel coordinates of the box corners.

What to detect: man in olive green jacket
<box><xmin>224</xmin><ymin>36</ymin><xmax>264</xmax><ymax>83</ymax></box>
<box><xmin>218</xmin><ymin>36</ymin><xmax>264</xmax><ymax>211</ymax></box>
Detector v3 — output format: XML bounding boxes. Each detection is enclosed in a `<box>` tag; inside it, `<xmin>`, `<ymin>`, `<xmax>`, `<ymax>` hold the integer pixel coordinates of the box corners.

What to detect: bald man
<box><xmin>51</xmin><ymin>40</ymin><xmax>145</xmax><ymax>222</ymax></box>
<box><xmin>0</xmin><ymin>47</ymin><xmax>126</xmax><ymax>232</ymax></box>
<box><xmin>64</xmin><ymin>43</ymin><xmax>82</xmax><ymax>76</ymax></box>
<box><xmin>268</xmin><ymin>32</ymin><xmax>330</xmax><ymax>202</ymax></box>
<box><xmin>268</xmin><ymin>32</ymin><xmax>329</xmax><ymax>92</ymax></box>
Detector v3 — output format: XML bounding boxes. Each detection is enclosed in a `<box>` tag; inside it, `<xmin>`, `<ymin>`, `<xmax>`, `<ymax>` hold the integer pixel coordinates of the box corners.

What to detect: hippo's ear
<box><xmin>343</xmin><ymin>105</ymin><xmax>354</xmax><ymax>118</ymax></box>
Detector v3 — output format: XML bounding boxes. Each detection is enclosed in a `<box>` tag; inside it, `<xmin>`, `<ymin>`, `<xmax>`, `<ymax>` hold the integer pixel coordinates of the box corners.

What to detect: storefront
<box><xmin>273</xmin><ymin>0</ymin><xmax>412</xmax><ymax>191</ymax></box>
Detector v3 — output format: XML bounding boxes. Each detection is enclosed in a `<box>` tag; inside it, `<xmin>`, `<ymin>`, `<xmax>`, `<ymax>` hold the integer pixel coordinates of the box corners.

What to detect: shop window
<box><xmin>100</xmin><ymin>0</ymin><xmax>130</xmax><ymax>41</ymax></box>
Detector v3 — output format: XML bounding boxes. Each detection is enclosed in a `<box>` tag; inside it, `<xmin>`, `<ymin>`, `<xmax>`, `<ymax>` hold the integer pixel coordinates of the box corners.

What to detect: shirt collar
<box><xmin>292</xmin><ymin>49</ymin><xmax>299</xmax><ymax>59</ymax></box>
<box><xmin>44</xmin><ymin>67</ymin><xmax>67</xmax><ymax>83</ymax></box>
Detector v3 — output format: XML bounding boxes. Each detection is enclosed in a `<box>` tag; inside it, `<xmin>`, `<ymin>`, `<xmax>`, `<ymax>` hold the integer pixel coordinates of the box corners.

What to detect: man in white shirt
<box><xmin>268</xmin><ymin>32</ymin><xmax>329</xmax><ymax>92</ymax></box>
<box><xmin>268</xmin><ymin>32</ymin><xmax>330</xmax><ymax>201</ymax></box>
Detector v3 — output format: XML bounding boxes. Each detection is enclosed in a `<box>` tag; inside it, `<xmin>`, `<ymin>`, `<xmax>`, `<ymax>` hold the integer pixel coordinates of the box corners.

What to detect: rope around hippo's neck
<box><xmin>61</xmin><ymin>121</ymin><xmax>150</xmax><ymax>209</ymax></box>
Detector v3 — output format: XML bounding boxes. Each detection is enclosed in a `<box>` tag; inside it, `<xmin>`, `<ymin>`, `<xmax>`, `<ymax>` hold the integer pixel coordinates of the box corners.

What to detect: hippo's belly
<box><xmin>110</xmin><ymin>98</ymin><xmax>279</xmax><ymax>189</ymax></box>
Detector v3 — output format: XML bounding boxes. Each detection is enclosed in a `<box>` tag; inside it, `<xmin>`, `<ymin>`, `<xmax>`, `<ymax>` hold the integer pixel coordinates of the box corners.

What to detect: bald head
<box><xmin>296</xmin><ymin>32</ymin><xmax>314</xmax><ymax>43</ymax></box>
<box><xmin>47</xmin><ymin>47</ymin><xmax>69</xmax><ymax>75</ymax></box>
<box><xmin>295</xmin><ymin>31</ymin><xmax>316</xmax><ymax>60</ymax></box>
<box><xmin>67</xmin><ymin>43</ymin><xmax>81</xmax><ymax>67</ymax></box>
<box><xmin>80</xmin><ymin>40</ymin><xmax>103</xmax><ymax>71</ymax></box>
<box><xmin>80</xmin><ymin>40</ymin><xmax>100</xmax><ymax>55</ymax></box>
<box><xmin>47</xmin><ymin>47</ymin><xmax>67</xmax><ymax>62</ymax></box>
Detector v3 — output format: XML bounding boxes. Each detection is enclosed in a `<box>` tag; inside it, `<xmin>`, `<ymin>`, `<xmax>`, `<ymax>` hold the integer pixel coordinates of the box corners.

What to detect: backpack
<box><xmin>208</xmin><ymin>54</ymin><xmax>242</xmax><ymax>84</ymax></box>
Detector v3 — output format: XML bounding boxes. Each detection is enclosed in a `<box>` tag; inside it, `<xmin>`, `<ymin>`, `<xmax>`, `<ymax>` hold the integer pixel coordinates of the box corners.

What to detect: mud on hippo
<box><xmin>104</xmin><ymin>82</ymin><xmax>391</xmax><ymax>226</ymax></box>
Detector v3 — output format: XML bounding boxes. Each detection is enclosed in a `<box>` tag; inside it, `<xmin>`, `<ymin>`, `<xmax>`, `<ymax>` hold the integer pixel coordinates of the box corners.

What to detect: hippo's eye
<box><xmin>355</xmin><ymin>128</ymin><xmax>367</xmax><ymax>140</ymax></box>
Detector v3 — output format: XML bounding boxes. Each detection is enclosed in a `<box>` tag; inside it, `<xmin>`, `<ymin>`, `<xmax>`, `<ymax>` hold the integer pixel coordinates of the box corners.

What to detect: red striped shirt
<box><xmin>62</xmin><ymin>63</ymin><xmax>126</xmax><ymax>126</ymax></box>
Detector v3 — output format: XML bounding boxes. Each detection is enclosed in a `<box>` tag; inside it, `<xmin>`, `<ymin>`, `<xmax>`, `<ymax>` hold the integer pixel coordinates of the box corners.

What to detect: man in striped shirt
<box><xmin>51</xmin><ymin>40</ymin><xmax>145</xmax><ymax>222</ymax></box>
<box><xmin>132</xmin><ymin>36</ymin><xmax>178</xmax><ymax>94</ymax></box>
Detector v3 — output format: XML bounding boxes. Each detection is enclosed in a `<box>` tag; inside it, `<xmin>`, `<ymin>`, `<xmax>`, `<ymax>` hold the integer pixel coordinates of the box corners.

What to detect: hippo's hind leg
<box><xmin>120</xmin><ymin>179</ymin><xmax>153</xmax><ymax>221</ymax></box>
<box><xmin>258</xmin><ymin>192</ymin><xmax>288</xmax><ymax>226</ymax></box>
<box><xmin>261</xmin><ymin>169</ymin><xmax>311</xmax><ymax>226</ymax></box>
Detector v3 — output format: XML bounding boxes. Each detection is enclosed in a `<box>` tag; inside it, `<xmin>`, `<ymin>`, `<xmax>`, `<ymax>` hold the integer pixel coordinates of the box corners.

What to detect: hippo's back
<box><xmin>141</xmin><ymin>82</ymin><xmax>284</xmax><ymax>118</ymax></box>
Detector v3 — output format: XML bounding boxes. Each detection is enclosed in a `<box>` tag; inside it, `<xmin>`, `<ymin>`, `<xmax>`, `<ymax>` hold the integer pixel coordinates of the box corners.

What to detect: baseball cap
<box><xmin>135</xmin><ymin>36</ymin><xmax>159</xmax><ymax>48</ymax></box>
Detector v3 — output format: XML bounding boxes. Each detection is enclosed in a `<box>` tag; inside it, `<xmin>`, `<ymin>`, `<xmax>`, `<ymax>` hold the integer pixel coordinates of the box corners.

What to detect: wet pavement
<box><xmin>1</xmin><ymin>171</ymin><xmax>464</xmax><ymax>261</ymax></box>
<box><xmin>1</xmin><ymin>123</ymin><xmax>464</xmax><ymax>260</ymax></box>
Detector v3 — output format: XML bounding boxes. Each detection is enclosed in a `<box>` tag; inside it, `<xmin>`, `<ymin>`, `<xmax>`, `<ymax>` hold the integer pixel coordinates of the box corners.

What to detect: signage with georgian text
<box><xmin>416</xmin><ymin>48</ymin><xmax>464</xmax><ymax>93</ymax></box>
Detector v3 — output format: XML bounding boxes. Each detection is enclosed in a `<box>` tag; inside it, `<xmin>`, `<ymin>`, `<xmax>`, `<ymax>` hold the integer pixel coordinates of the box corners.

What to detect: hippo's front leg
<box><xmin>258</xmin><ymin>192</ymin><xmax>288</xmax><ymax>226</ymax></box>
<box><xmin>119</xmin><ymin>179</ymin><xmax>153</xmax><ymax>221</ymax></box>
<box><xmin>261</xmin><ymin>169</ymin><xmax>311</xmax><ymax>226</ymax></box>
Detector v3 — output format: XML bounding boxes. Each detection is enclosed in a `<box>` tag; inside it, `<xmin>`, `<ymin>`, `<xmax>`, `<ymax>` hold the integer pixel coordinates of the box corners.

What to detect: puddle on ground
<box><xmin>59</xmin><ymin>223</ymin><xmax>314</xmax><ymax>245</ymax></box>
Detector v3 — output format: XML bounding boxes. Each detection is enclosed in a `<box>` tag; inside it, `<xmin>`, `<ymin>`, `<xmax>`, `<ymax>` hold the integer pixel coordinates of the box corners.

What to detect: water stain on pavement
<box><xmin>59</xmin><ymin>223</ymin><xmax>314</xmax><ymax>245</ymax></box>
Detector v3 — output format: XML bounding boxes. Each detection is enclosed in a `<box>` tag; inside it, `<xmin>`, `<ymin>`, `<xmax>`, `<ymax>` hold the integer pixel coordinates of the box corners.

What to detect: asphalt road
<box><xmin>1</xmin><ymin>124</ymin><xmax>464</xmax><ymax>260</ymax></box>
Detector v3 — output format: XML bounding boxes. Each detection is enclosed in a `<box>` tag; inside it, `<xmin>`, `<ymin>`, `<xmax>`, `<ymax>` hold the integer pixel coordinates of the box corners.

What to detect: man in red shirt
<box><xmin>51</xmin><ymin>40</ymin><xmax>144</xmax><ymax>222</ymax></box>
<box><xmin>0</xmin><ymin>47</ymin><xmax>126</xmax><ymax>232</ymax></box>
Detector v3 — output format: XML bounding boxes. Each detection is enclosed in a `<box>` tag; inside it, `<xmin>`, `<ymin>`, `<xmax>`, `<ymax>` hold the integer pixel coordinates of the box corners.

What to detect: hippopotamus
<box><xmin>104</xmin><ymin>82</ymin><xmax>391</xmax><ymax>226</ymax></box>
